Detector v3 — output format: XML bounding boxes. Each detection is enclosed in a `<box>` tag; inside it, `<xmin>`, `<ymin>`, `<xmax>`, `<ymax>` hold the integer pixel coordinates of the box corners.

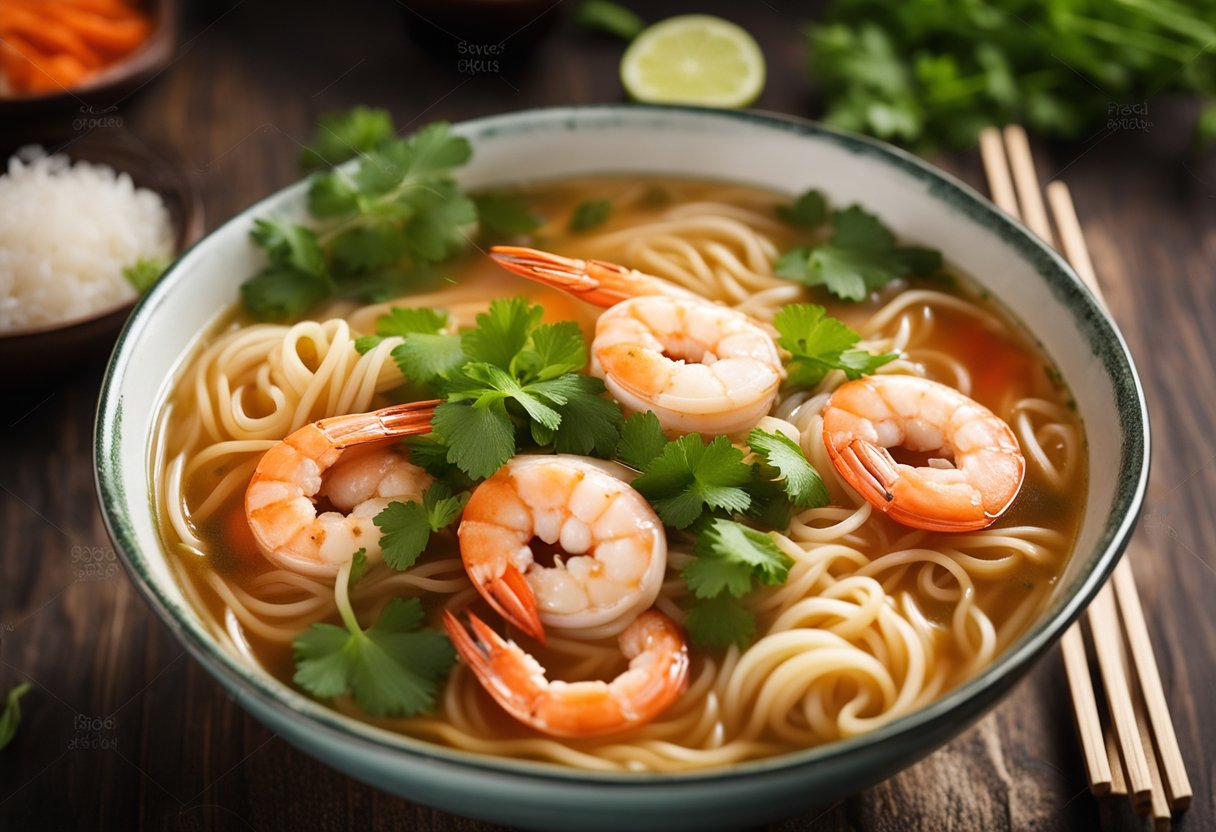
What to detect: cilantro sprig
<box><xmin>0</xmin><ymin>681</ymin><xmax>31</xmax><ymax>751</ymax></box>
<box><xmin>773</xmin><ymin>303</ymin><xmax>898</xmax><ymax>389</ymax></box>
<box><xmin>395</xmin><ymin>298</ymin><xmax>624</xmax><ymax>480</ymax></box>
<box><xmin>612</xmin><ymin>414</ymin><xmax>829</xmax><ymax>650</ymax></box>
<box><xmin>776</xmin><ymin>203</ymin><xmax>942</xmax><ymax>301</ymax></box>
<box><xmin>373</xmin><ymin>484</ymin><xmax>469</xmax><ymax>571</ymax></box>
<box><xmin>243</xmin><ymin>110</ymin><xmax>540</xmax><ymax>321</ymax></box>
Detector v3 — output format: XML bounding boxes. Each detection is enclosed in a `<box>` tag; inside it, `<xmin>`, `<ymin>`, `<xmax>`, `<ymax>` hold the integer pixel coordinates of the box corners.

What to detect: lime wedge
<box><xmin>621</xmin><ymin>15</ymin><xmax>766</xmax><ymax>108</ymax></box>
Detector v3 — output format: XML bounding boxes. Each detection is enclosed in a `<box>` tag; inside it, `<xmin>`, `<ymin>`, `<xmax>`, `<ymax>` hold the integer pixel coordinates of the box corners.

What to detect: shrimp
<box><xmin>490</xmin><ymin>245</ymin><xmax>783</xmax><ymax>437</ymax></box>
<box><xmin>245</xmin><ymin>401</ymin><xmax>439</xmax><ymax>577</ymax></box>
<box><xmin>821</xmin><ymin>375</ymin><xmax>1025</xmax><ymax>532</ymax></box>
<box><xmin>458</xmin><ymin>454</ymin><xmax>666</xmax><ymax>643</ymax></box>
<box><xmin>444</xmin><ymin>608</ymin><xmax>689</xmax><ymax>737</ymax></box>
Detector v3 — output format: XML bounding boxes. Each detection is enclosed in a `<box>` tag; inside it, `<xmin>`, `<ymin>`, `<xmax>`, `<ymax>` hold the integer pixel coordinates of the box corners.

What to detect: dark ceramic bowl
<box><xmin>0</xmin><ymin>131</ymin><xmax>203</xmax><ymax>385</ymax></box>
<box><xmin>95</xmin><ymin>106</ymin><xmax>1148</xmax><ymax>831</ymax></box>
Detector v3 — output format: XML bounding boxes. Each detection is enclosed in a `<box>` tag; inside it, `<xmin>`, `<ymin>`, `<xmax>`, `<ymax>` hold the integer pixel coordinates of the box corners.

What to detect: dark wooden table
<box><xmin>2</xmin><ymin>1</ymin><xmax>1213</xmax><ymax>829</ymax></box>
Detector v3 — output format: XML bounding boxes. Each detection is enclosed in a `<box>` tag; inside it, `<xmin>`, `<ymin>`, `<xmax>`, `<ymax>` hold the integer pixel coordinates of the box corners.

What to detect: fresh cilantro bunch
<box><xmin>614</xmin><ymin>413</ymin><xmax>831</xmax><ymax>649</ymax></box>
<box><xmin>808</xmin><ymin>0</ymin><xmax>1216</xmax><ymax>150</ymax></box>
<box><xmin>773</xmin><ymin>303</ymin><xmax>898</xmax><ymax>389</ymax></box>
<box><xmin>775</xmin><ymin>191</ymin><xmax>942</xmax><ymax>302</ymax></box>
<box><xmin>243</xmin><ymin>109</ymin><xmax>539</xmax><ymax>320</ymax></box>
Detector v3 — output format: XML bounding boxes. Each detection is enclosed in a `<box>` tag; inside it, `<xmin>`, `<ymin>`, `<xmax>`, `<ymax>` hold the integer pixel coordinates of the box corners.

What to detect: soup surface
<box><xmin>155</xmin><ymin>177</ymin><xmax>1085</xmax><ymax>771</ymax></box>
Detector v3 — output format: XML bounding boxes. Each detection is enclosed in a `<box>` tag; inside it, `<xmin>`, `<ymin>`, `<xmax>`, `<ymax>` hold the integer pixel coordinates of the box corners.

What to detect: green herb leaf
<box><xmin>374</xmin><ymin>500</ymin><xmax>431</xmax><ymax>571</ymax></box>
<box><xmin>549</xmin><ymin>374</ymin><xmax>623</xmax><ymax>457</ymax></box>
<box><xmin>515</xmin><ymin>321</ymin><xmax>588</xmax><ymax>381</ymax></box>
<box><xmin>575</xmin><ymin>0</ymin><xmax>645</xmax><ymax>40</ymax></box>
<box><xmin>748</xmin><ymin>429</ymin><xmax>830</xmax><ymax>509</ymax></box>
<box><xmin>616</xmin><ymin>411</ymin><xmax>668</xmax><ymax>470</ymax></box>
<box><xmin>773</xmin><ymin>303</ymin><xmax>897</xmax><ymax>389</ymax></box>
<box><xmin>694</xmin><ymin>517</ymin><xmax>793</xmax><ymax>587</ymax></box>
<box><xmin>432</xmin><ymin>400</ymin><xmax>516</xmax><ymax>480</ymax></box>
<box><xmin>293</xmin><ymin>598</ymin><xmax>455</xmax><ymax>717</ymax></box>
<box><xmin>776</xmin><ymin>206</ymin><xmax>942</xmax><ymax>301</ymax></box>
<box><xmin>461</xmin><ymin>297</ymin><xmax>544</xmax><ymax>369</ymax></box>
<box><xmin>631</xmin><ymin>435</ymin><xmax>752</xmax><ymax>528</ymax></box>
<box><xmin>348</xmin><ymin>548</ymin><xmax>369</xmax><ymax>588</ymax></box>
<box><xmin>240</xmin><ymin>265</ymin><xmax>333</xmax><ymax>321</ymax></box>
<box><xmin>123</xmin><ymin>257</ymin><xmax>169</xmax><ymax>293</ymax></box>
<box><xmin>474</xmin><ymin>193</ymin><xmax>543</xmax><ymax>237</ymax></box>
<box><xmin>392</xmin><ymin>334</ymin><xmax>466</xmax><ymax>382</ymax></box>
<box><xmin>569</xmin><ymin>199</ymin><xmax>613</xmax><ymax>232</ymax></box>
<box><xmin>684</xmin><ymin>595</ymin><xmax>756</xmax><ymax>649</ymax></box>
<box><xmin>776</xmin><ymin>189</ymin><xmax>828</xmax><ymax>228</ymax></box>
<box><xmin>0</xmin><ymin>682</ymin><xmax>31</xmax><ymax>751</ymax></box>
<box><xmin>299</xmin><ymin>106</ymin><xmax>395</xmax><ymax>171</ymax></box>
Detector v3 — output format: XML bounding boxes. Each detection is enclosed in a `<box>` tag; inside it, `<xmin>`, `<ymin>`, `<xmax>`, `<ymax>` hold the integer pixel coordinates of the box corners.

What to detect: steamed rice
<box><xmin>0</xmin><ymin>146</ymin><xmax>173</xmax><ymax>332</ymax></box>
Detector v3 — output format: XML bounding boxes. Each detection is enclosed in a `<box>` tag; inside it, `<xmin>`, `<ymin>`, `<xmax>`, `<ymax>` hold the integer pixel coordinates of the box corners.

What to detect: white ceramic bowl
<box><xmin>95</xmin><ymin>106</ymin><xmax>1148</xmax><ymax>831</ymax></box>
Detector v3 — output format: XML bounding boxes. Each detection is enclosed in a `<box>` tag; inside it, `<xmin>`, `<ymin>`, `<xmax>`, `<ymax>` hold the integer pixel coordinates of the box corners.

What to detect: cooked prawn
<box><xmin>491</xmin><ymin>245</ymin><xmax>783</xmax><ymax>437</ymax></box>
<box><xmin>821</xmin><ymin>375</ymin><xmax>1024</xmax><ymax>532</ymax></box>
<box><xmin>444</xmin><ymin>608</ymin><xmax>689</xmax><ymax>737</ymax></box>
<box><xmin>245</xmin><ymin>401</ymin><xmax>438</xmax><ymax>577</ymax></box>
<box><xmin>458</xmin><ymin>454</ymin><xmax>666</xmax><ymax>643</ymax></box>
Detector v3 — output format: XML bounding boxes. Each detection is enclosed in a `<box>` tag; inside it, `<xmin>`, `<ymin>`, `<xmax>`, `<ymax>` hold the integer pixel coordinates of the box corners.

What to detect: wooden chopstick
<box><xmin>978</xmin><ymin>126</ymin><xmax>1191</xmax><ymax>821</ymax></box>
<box><xmin>978</xmin><ymin>129</ymin><xmax>1115</xmax><ymax>799</ymax></box>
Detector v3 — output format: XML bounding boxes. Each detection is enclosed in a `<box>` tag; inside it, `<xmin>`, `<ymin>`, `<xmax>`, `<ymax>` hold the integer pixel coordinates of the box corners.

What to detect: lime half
<box><xmin>621</xmin><ymin>15</ymin><xmax>766</xmax><ymax>108</ymax></box>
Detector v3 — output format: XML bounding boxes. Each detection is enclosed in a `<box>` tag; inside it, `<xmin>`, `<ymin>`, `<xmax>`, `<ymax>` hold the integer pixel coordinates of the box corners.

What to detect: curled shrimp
<box><xmin>458</xmin><ymin>454</ymin><xmax>667</xmax><ymax>643</ymax></box>
<box><xmin>491</xmin><ymin>245</ymin><xmax>783</xmax><ymax>437</ymax></box>
<box><xmin>245</xmin><ymin>401</ymin><xmax>438</xmax><ymax>577</ymax></box>
<box><xmin>821</xmin><ymin>375</ymin><xmax>1024</xmax><ymax>532</ymax></box>
<box><xmin>444</xmin><ymin>608</ymin><xmax>689</xmax><ymax>738</ymax></box>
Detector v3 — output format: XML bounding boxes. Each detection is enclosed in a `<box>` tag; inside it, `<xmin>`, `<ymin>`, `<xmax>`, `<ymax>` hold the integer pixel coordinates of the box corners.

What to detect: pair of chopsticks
<box><xmin>978</xmin><ymin>126</ymin><xmax>1191</xmax><ymax>829</ymax></box>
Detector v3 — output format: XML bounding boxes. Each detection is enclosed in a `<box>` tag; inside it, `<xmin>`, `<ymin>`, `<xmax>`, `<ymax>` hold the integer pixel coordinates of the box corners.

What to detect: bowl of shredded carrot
<box><xmin>0</xmin><ymin>0</ymin><xmax>174</xmax><ymax>108</ymax></box>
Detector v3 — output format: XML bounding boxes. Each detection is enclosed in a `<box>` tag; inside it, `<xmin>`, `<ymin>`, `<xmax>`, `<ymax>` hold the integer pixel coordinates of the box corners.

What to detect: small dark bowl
<box><xmin>0</xmin><ymin>131</ymin><xmax>203</xmax><ymax>386</ymax></box>
<box><xmin>0</xmin><ymin>0</ymin><xmax>177</xmax><ymax>125</ymax></box>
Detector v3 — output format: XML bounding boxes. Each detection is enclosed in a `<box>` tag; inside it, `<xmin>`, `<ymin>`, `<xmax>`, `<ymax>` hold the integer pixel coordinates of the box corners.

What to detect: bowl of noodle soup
<box><xmin>95</xmin><ymin>106</ymin><xmax>1147</xmax><ymax>830</ymax></box>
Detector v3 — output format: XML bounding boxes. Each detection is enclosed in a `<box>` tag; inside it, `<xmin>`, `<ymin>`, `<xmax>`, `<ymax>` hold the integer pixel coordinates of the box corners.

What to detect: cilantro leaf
<box><xmin>348</xmin><ymin>548</ymin><xmax>369</xmax><ymax>588</ymax></box>
<box><xmin>240</xmin><ymin>265</ymin><xmax>332</xmax><ymax>321</ymax></box>
<box><xmin>424</xmin><ymin>482</ymin><xmax>471</xmax><ymax>531</ymax></box>
<box><xmin>515</xmin><ymin>321</ymin><xmax>588</xmax><ymax>381</ymax></box>
<box><xmin>293</xmin><ymin>598</ymin><xmax>455</xmax><ymax>717</ymax></box>
<box><xmin>776</xmin><ymin>206</ymin><xmax>942</xmax><ymax>301</ymax></box>
<box><xmin>374</xmin><ymin>485</ymin><xmax>469</xmax><ymax>571</ymax></box>
<box><xmin>550</xmin><ymin>375</ymin><xmax>623</xmax><ymax>457</ymax></box>
<box><xmin>123</xmin><ymin>257</ymin><xmax>169</xmax><ymax>293</ymax></box>
<box><xmin>0</xmin><ymin>681</ymin><xmax>31</xmax><ymax>751</ymax></box>
<box><xmin>474</xmin><ymin>193</ymin><xmax>542</xmax><ymax>237</ymax></box>
<box><xmin>575</xmin><ymin>0</ymin><xmax>645</xmax><ymax>40</ymax></box>
<box><xmin>632</xmin><ymin>435</ymin><xmax>752</xmax><ymax>528</ymax></box>
<box><xmin>684</xmin><ymin>596</ymin><xmax>756</xmax><ymax>650</ymax></box>
<box><xmin>251</xmin><ymin>219</ymin><xmax>327</xmax><ymax>276</ymax></box>
<box><xmin>461</xmin><ymin>297</ymin><xmax>543</xmax><ymax>369</ymax></box>
<box><xmin>299</xmin><ymin>106</ymin><xmax>395</xmax><ymax>171</ymax></box>
<box><xmin>374</xmin><ymin>500</ymin><xmax>430</xmax><ymax>570</ymax></box>
<box><xmin>569</xmin><ymin>199</ymin><xmax>612</xmax><ymax>232</ymax></box>
<box><xmin>392</xmin><ymin>334</ymin><xmax>466</xmax><ymax>382</ymax></box>
<box><xmin>748</xmin><ymin>429</ymin><xmax>830</xmax><ymax>509</ymax></box>
<box><xmin>776</xmin><ymin>189</ymin><xmax>828</xmax><ymax>228</ymax></box>
<box><xmin>773</xmin><ymin>303</ymin><xmax>898</xmax><ymax>389</ymax></box>
<box><xmin>695</xmin><ymin>518</ymin><xmax>794</xmax><ymax>587</ymax></box>
<box><xmin>432</xmin><ymin>400</ymin><xmax>516</xmax><ymax>480</ymax></box>
<box><xmin>684</xmin><ymin>550</ymin><xmax>755</xmax><ymax>599</ymax></box>
<box><xmin>370</xmin><ymin>307</ymin><xmax>465</xmax><ymax>382</ymax></box>
<box><xmin>616</xmin><ymin>411</ymin><xmax>668</xmax><ymax>471</ymax></box>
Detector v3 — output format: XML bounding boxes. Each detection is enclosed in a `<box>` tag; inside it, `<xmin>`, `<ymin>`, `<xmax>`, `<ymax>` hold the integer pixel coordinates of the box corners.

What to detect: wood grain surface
<box><xmin>2</xmin><ymin>1</ymin><xmax>1213</xmax><ymax>829</ymax></box>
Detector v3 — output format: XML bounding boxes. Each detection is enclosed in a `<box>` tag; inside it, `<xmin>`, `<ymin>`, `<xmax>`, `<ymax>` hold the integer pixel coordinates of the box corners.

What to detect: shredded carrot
<box><xmin>0</xmin><ymin>0</ymin><xmax>153</xmax><ymax>96</ymax></box>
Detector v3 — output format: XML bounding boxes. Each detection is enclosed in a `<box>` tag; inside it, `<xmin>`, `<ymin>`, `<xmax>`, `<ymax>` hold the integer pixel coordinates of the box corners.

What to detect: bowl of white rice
<box><xmin>0</xmin><ymin>134</ymin><xmax>202</xmax><ymax>383</ymax></box>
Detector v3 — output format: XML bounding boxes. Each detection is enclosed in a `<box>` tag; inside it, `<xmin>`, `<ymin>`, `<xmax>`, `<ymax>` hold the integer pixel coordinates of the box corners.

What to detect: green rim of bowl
<box><xmin>94</xmin><ymin>104</ymin><xmax>1148</xmax><ymax>788</ymax></box>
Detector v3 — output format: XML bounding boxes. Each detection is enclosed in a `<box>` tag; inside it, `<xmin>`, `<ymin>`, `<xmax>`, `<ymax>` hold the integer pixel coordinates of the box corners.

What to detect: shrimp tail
<box><xmin>318</xmin><ymin>400</ymin><xmax>440</xmax><ymax>448</ymax></box>
<box><xmin>489</xmin><ymin>245</ymin><xmax>688</xmax><ymax>307</ymax></box>
<box><xmin>844</xmin><ymin>440</ymin><xmax>897</xmax><ymax>503</ymax></box>
<box><xmin>480</xmin><ymin>563</ymin><xmax>547</xmax><ymax>644</ymax></box>
<box><xmin>444</xmin><ymin>609</ymin><xmax>544</xmax><ymax>710</ymax></box>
